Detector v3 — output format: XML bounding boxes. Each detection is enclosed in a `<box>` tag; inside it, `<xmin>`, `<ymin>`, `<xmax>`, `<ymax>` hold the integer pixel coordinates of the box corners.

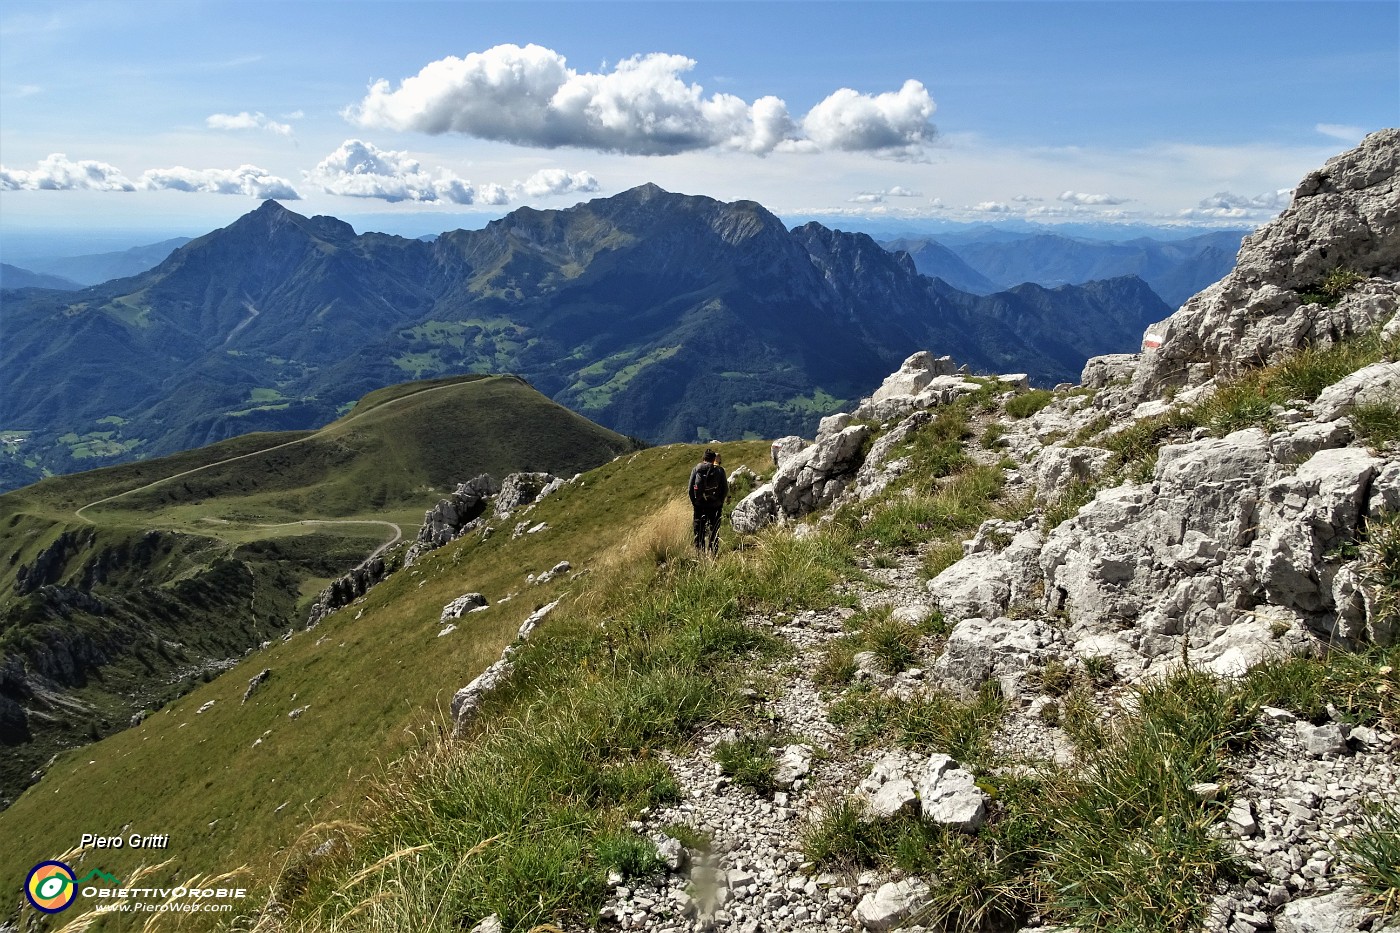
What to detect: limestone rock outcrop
<box><xmin>405</xmin><ymin>474</ymin><xmax>498</xmax><ymax>566</ymax></box>
<box><xmin>1135</xmin><ymin>128</ymin><xmax>1400</xmax><ymax>399</ymax></box>
<box><xmin>731</xmin><ymin>424</ymin><xmax>871</xmax><ymax>533</ymax></box>
<box><xmin>305</xmin><ymin>556</ymin><xmax>386</xmax><ymax>628</ymax></box>
<box><xmin>494</xmin><ymin>471</ymin><xmax>562</xmax><ymax>519</ymax></box>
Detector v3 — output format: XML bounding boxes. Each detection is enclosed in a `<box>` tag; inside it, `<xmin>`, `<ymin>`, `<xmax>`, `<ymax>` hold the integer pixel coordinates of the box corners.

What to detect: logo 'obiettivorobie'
<box><xmin>23</xmin><ymin>864</ymin><xmax>124</xmax><ymax>914</ymax></box>
<box><xmin>25</xmin><ymin>861</ymin><xmax>77</xmax><ymax>913</ymax></box>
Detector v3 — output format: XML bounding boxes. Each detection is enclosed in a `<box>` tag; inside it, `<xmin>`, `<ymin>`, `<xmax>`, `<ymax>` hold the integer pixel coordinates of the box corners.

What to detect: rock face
<box><xmin>587</xmin><ymin>133</ymin><xmax>1398</xmax><ymax>933</ymax></box>
<box><xmin>1135</xmin><ymin>128</ymin><xmax>1400</xmax><ymax>399</ymax></box>
<box><xmin>852</xmin><ymin>879</ymin><xmax>932</xmax><ymax>931</ymax></box>
<box><xmin>731</xmin><ymin>424</ymin><xmax>871</xmax><ymax>533</ymax></box>
<box><xmin>853</xmin><ymin>351</ymin><xmax>982</xmax><ymax>422</ymax></box>
<box><xmin>925</xmin><ymin>427</ymin><xmax>1392</xmax><ymax>680</ymax></box>
<box><xmin>415</xmin><ymin>474</ymin><xmax>498</xmax><ymax>550</ymax></box>
<box><xmin>305</xmin><ymin>556</ymin><xmax>387</xmax><ymax>628</ymax></box>
<box><xmin>494</xmin><ymin>472</ymin><xmax>561</xmax><ymax>519</ymax></box>
<box><xmin>440</xmin><ymin>593</ymin><xmax>488</xmax><ymax>622</ymax></box>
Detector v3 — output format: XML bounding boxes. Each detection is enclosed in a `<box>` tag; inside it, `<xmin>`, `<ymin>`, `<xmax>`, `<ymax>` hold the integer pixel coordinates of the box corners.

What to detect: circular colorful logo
<box><xmin>25</xmin><ymin>861</ymin><xmax>77</xmax><ymax>913</ymax></box>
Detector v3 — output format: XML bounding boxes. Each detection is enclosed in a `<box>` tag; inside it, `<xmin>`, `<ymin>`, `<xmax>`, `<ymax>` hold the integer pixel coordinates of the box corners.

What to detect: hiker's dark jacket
<box><xmin>688</xmin><ymin>462</ymin><xmax>728</xmax><ymax>508</ymax></box>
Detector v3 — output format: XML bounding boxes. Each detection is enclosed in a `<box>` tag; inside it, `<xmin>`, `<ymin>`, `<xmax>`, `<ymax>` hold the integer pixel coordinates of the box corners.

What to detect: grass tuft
<box><xmin>713</xmin><ymin>732</ymin><xmax>781</xmax><ymax>796</ymax></box>
<box><xmin>1341</xmin><ymin>798</ymin><xmax>1400</xmax><ymax>917</ymax></box>
<box><xmin>1005</xmin><ymin>389</ymin><xmax>1054</xmax><ymax>419</ymax></box>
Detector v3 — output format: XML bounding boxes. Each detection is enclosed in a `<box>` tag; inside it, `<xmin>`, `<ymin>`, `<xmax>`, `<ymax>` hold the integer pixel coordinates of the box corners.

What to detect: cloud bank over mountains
<box><xmin>346</xmin><ymin>43</ymin><xmax>937</xmax><ymax>159</ymax></box>
<box><xmin>306</xmin><ymin>139</ymin><xmax>598</xmax><ymax>205</ymax></box>
<box><xmin>0</xmin><ymin>154</ymin><xmax>298</xmax><ymax>199</ymax></box>
<box><xmin>2</xmin><ymin>144</ymin><xmax>598</xmax><ymax>208</ymax></box>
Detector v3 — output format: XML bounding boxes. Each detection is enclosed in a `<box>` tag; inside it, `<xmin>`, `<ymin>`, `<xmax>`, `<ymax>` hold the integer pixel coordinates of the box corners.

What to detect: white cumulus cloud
<box><xmin>800</xmin><ymin>79</ymin><xmax>936</xmax><ymax>158</ymax></box>
<box><xmin>0</xmin><ymin>153</ymin><xmax>135</xmax><ymax>191</ymax></box>
<box><xmin>515</xmin><ymin>168</ymin><xmax>600</xmax><ymax>198</ymax></box>
<box><xmin>307</xmin><ymin>139</ymin><xmax>481</xmax><ymax>203</ymax></box>
<box><xmin>1058</xmin><ymin>190</ymin><xmax>1129</xmax><ymax>206</ymax></box>
<box><xmin>346</xmin><ymin>43</ymin><xmax>935</xmax><ymax>158</ymax></box>
<box><xmin>307</xmin><ymin>140</ymin><xmax>599</xmax><ymax>206</ymax></box>
<box><xmin>850</xmin><ymin>185</ymin><xmax>924</xmax><ymax>203</ymax></box>
<box><xmin>139</xmin><ymin>165</ymin><xmax>300</xmax><ymax>199</ymax></box>
<box><xmin>207</xmin><ymin>111</ymin><xmax>294</xmax><ymax>136</ymax></box>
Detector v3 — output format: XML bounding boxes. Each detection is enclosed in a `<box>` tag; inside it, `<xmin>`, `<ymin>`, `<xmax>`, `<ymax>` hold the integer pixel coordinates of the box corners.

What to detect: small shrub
<box><xmin>1069</xmin><ymin>413</ymin><xmax>1113</xmax><ymax>446</ymax></box>
<box><xmin>1006</xmin><ymin>390</ymin><xmax>1054</xmax><ymax>419</ymax></box>
<box><xmin>1190</xmin><ymin>371</ymin><xmax>1284</xmax><ymax>434</ymax></box>
<box><xmin>922</xmin><ymin>539</ymin><xmax>965</xmax><ymax>579</ymax></box>
<box><xmin>1362</xmin><ymin>515</ymin><xmax>1400</xmax><ymax>633</ymax></box>
<box><xmin>918</xmin><ymin>610</ymin><xmax>952</xmax><ymax>638</ymax></box>
<box><xmin>633</xmin><ymin>499</ymin><xmax>695</xmax><ymax>565</ymax></box>
<box><xmin>1081</xmin><ymin>655</ymin><xmax>1117</xmax><ymax>687</ymax></box>
<box><xmin>1042</xmin><ymin>480</ymin><xmax>1097</xmax><ymax>532</ymax></box>
<box><xmin>981</xmin><ymin>422</ymin><xmax>1007</xmax><ymax>449</ymax></box>
<box><xmin>1271</xmin><ymin>333</ymin><xmax>1389</xmax><ymax>400</ymax></box>
<box><xmin>1102</xmin><ymin>408</ymin><xmax>1200</xmax><ymax>472</ymax></box>
<box><xmin>829</xmin><ymin>680</ymin><xmax>1005</xmax><ymax>766</ymax></box>
<box><xmin>1036</xmin><ymin>659</ymin><xmax>1073</xmax><ymax>697</ymax></box>
<box><xmin>814</xmin><ymin>641</ymin><xmax>859</xmax><ymax>687</ymax></box>
<box><xmin>1042</xmin><ymin>669</ymin><xmax>1260</xmax><ymax>931</ymax></box>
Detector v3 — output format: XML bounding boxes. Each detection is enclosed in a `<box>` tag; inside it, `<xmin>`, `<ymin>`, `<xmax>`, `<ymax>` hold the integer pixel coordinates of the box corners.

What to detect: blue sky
<box><xmin>1</xmin><ymin>0</ymin><xmax>1395</xmax><ymax>246</ymax></box>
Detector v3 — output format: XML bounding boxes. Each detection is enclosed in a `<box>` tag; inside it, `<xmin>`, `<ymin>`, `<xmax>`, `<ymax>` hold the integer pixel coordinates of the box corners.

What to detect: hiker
<box><xmin>688</xmin><ymin>448</ymin><xmax>728</xmax><ymax>554</ymax></box>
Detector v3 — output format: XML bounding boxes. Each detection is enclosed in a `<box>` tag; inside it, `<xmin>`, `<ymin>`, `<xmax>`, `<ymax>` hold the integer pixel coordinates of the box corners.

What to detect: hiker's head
<box><xmin>703</xmin><ymin>449</ymin><xmax>717</xmax><ymax>463</ymax></box>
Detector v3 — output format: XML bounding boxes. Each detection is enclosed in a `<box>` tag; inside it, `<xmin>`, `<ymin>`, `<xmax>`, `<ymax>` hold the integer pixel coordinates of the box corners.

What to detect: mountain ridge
<box><xmin>1</xmin><ymin>186</ymin><xmax>1171</xmax><ymax>491</ymax></box>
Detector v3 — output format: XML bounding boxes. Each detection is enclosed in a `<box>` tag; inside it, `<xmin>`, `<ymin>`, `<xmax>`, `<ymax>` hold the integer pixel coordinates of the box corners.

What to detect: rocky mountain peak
<box><xmin>1133</xmin><ymin>127</ymin><xmax>1399</xmax><ymax>399</ymax></box>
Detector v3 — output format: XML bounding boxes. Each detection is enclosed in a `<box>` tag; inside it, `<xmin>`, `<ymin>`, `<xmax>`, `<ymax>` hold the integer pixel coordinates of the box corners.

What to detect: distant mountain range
<box><xmin>5</xmin><ymin>237</ymin><xmax>193</xmax><ymax>287</ymax></box>
<box><xmin>0</xmin><ymin>263</ymin><xmax>81</xmax><ymax>291</ymax></box>
<box><xmin>885</xmin><ymin>229</ymin><xmax>1246</xmax><ymax>308</ymax></box>
<box><xmin>0</xmin><ymin>185</ymin><xmax>1175</xmax><ymax>491</ymax></box>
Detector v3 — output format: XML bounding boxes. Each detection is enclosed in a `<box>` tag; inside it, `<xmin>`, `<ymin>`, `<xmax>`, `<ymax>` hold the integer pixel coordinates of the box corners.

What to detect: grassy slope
<box><xmin>0</xmin><ymin>439</ymin><xmax>772</xmax><ymax>929</ymax></box>
<box><xmin>0</xmin><ymin>373</ymin><xmax>642</xmax><ymax>818</ymax></box>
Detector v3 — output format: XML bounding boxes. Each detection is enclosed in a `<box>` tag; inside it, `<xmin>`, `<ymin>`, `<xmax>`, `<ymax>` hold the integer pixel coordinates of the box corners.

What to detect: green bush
<box><xmin>1042</xmin><ymin>480</ymin><xmax>1097</xmax><ymax>532</ymax></box>
<box><xmin>829</xmin><ymin>680</ymin><xmax>1006</xmax><ymax>766</ymax></box>
<box><xmin>1041</xmin><ymin>669</ymin><xmax>1259</xmax><ymax>931</ymax></box>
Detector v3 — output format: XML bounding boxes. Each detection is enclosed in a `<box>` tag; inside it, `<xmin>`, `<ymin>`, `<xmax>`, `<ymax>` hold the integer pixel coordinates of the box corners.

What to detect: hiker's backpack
<box><xmin>693</xmin><ymin>464</ymin><xmax>724</xmax><ymax>505</ymax></box>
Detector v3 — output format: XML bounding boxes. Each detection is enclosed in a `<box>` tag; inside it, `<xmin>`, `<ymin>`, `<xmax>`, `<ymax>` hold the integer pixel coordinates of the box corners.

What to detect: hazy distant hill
<box><xmin>0</xmin><ymin>263</ymin><xmax>81</xmax><ymax>290</ymax></box>
<box><xmin>882</xmin><ymin>237</ymin><xmax>1001</xmax><ymax>294</ymax></box>
<box><xmin>891</xmin><ymin>228</ymin><xmax>1246</xmax><ymax>308</ymax></box>
<box><xmin>0</xmin><ymin>187</ymin><xmax>1170</xmax><ymax>489</ymax></box>
<box><xmin>20</xmin><ymin>236</ymin><xmax>193</xmax><ymax>286</ymax></box>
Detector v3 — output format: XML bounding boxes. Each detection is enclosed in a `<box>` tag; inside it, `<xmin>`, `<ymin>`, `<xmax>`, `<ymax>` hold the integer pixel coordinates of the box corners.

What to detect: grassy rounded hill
<box><xmin>0</xmin><ymin>374</ymin><xmax>641</xmax><ymax>815</ymax></box>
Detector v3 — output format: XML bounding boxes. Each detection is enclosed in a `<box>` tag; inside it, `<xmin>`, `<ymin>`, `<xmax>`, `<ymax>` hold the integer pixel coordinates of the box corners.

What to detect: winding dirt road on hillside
<box><xmin>68</xmin><ymin>379</ymin><xmax>479</xmax><ymax>557</ymax></box>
